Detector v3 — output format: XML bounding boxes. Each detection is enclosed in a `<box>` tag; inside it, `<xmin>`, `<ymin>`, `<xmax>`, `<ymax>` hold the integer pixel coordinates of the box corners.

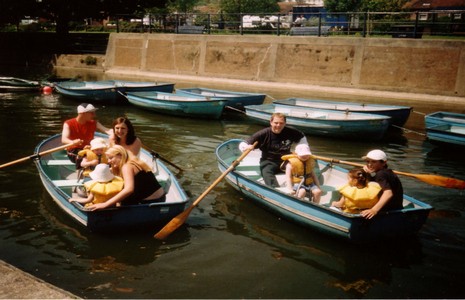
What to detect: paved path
<box><xmin>0</xmin><ymin>260</ymin><xmax>79</xmax><ymax>299</ymax></box>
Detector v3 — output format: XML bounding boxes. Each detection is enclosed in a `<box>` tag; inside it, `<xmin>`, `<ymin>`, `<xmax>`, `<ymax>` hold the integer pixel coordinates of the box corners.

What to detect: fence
<box><xmin>109</xmin><ymin>11</ymin><xmax>465</xmax><ymax>38</ymax></box>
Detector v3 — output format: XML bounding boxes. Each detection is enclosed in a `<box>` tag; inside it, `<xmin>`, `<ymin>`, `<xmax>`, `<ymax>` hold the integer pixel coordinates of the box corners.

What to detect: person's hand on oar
<box><xmin>154</xmin><ymin>141</ymin><xmax>258</xmax><ymax>240</ymax></box>
<box><xmin>0</xmin><ymin>141</ymin><xmax>80</xmax><ymax>169</ymax></box>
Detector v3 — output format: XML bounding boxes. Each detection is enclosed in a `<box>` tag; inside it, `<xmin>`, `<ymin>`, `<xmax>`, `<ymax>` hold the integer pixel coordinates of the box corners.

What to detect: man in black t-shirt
<box><xmin>239</xmin><ymin>113</ymin><xmax>309</xmax><ymax>187</ymax></box>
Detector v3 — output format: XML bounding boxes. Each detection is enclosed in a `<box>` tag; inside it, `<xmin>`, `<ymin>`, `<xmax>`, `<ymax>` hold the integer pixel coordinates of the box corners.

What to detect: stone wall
<box><xmin>100</xmin><ymin>33</ymin><xmax>465</xmax><ymax>97</ymax></box>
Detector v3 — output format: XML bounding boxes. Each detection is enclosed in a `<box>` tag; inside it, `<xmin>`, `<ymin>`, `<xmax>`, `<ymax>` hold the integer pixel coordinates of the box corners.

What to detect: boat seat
<box><xmin>52</xmin><ymin>179</ymin><xmax>84</xmax><ymax>187</ymax></box>
<box><xmin>44</xmin><ymin>160</ymin><xmax>75</xmax><ymax>166</ymax></box>
<box><xmin>155</xmin><ymin>173</ymin><xmax>171</xmax><ymax>194</ymax></box>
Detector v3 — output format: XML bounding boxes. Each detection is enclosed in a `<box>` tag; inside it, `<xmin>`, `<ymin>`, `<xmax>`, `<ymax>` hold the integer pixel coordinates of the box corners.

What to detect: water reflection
<box><xmin>1</xmin><ymin>70</ymin><xmax>465</xmax><ymax>298</ymax></box>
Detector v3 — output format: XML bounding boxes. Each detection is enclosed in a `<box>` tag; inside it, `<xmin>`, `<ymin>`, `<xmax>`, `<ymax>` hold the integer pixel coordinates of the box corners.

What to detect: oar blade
<box><xmin>154</xmin><ymin>206</ymin><xmax>194</xmax><ymax>240</ymax></box>
<box><xmin>415</xmin><ymin>174</ymin><xmax>465</xmax><ymax>189</ymax></box>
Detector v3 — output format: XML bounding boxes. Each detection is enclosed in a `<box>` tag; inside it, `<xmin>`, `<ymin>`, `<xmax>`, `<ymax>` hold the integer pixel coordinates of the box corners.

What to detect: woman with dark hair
<box><xmin>109</xmin><ymin>117</ymin><xmax>142</xmax><ymax>156</ymax></box>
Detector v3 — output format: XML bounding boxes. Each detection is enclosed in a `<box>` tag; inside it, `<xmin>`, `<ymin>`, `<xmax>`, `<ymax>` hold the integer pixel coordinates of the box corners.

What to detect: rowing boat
<box><xmin>216</xmin><ymin>139</ymin><xmax>432</xmax><ymax>242</ymax></box>
<box><xmin>54</xmin><ymin>80</ymin><xmax>175</xmax><ymax>104</ymax></box>
<box><xmin>273</xmin><ymin>98</ymin><xmax>412</xmax><ymax>126</ymax></box>
<box><xmin>123</xmin><ymin>91</ymin><xmax>228</xmax><ymax>119</ymax></box>
<box><xmin>0</xmin><ymin>76</ymin><xmax>42</xmax><ymax>92</ymax></box>
<box><xmin>245</xmin><ymin>103</ymin><xmax>391</xmax><ymax>141</ymax></box>
<box><xmin>175</xmin><ymin>87</ymin><xmax>266</xmax><ymax>110</ymax></box>
<box><xmin>425</xmin><ymin>111</ymin><xmax>465</xmax><ymax>147</ymax></box>
<box><xmin>33</xmin><ymin>134</ymin><xmax>189</xmax><ymax>232</ymax></box>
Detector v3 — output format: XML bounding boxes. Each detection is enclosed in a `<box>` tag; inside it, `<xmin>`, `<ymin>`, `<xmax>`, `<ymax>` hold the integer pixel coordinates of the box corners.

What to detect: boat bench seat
<box><xmin>44</xmin><ymin>160</ymin><xmax>75</xmax><ymax>166</ymax></box>
<box><xmin>155</xmin><ymin>173</ymin><xmax>171</xmax><ymax>194</ymax></box>
<box><xmin>52</xmin><ymin>179</ymin><xmax>84</xmax><ymax>187</ymax></box>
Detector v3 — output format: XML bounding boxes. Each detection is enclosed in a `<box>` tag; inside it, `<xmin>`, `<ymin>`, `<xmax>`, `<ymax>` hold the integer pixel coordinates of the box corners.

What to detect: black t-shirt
<box><xmin>371</xmin><ymin>167</ymin><xmax>404</xmax><ymax>210</ymax></box>
<box><xmin>245</xmin><ymin>127</ymin><xmax>305</xmax><ymax>162</ymax></box>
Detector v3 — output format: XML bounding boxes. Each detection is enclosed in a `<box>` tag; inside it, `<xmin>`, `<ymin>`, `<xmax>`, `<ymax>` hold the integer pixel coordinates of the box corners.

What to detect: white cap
<box><xmin>90</xmin><ymin>138</ymin><xmax>108</xmax><ymax>150</ymax></box>
<box><xmin>89</xmin><ymin>164</ymin><xmax>114</xmax><ymax>183</ymax></box>
<box><xmin>295</xmin><ymin>144</ymin><xmax>312</xmax><ymax>156</ymax></box>
<box><xmin>77</xmin><ymin>103</ymin><xmax>98</xmax><ymax>113</ymax></box>
<box><xmin>362</xmin><ymin>149</ymin><xmax>387</xmax><ymax>161</ymax></box>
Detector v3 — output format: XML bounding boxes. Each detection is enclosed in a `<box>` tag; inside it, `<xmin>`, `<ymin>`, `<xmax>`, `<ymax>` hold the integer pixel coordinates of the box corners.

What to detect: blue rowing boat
<box><xmin>273</xmin><ymin>98</ymin><xmax>412</xmax><ymax>126</ymax></box>
<box><xmin>245</xmin><ymin>103</ymin><xmax>391</xmax><ymax>141</ymax></box>
<box><xmin>123</xmin><ymin>91</ymin><xmax>228</xmax><ymax>119</ymax></box>
<box><xmin>216</xmin><ymin>139</ymin><xmax>432</xmax><ymax>242</ymax></box>
<box><xmin>34</xmin><ymin>133</ymin><xmax>189</xmax><ymax>232</ymax></box>
<box><xmin>425</xmin><ymin>111</ymin><xmax>465</xmax><ymax>147</ymax></box>
<box><xmin>54</xmin><ymin>80</ymin><xmax>175</xmax><ymax>104</ymax></box>
<box><xmin>175</xmin><ymin>87</ymin><xmax>266</xmax><ymax>110</ymax></box>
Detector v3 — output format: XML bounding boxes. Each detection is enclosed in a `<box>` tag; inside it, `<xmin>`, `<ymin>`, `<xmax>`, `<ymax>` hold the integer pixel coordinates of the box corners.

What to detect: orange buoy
<box><xmin>42</xmin><ymin>86</ymin><xmax>52</xmax><ymax>94</ymax></box>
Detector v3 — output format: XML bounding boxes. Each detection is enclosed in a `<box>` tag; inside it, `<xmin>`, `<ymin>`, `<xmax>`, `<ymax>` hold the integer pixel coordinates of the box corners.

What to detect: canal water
<box><xmin>1</xmin><ymin>67</ymin><xmax>465</xmax><ymax>298</ymax></box>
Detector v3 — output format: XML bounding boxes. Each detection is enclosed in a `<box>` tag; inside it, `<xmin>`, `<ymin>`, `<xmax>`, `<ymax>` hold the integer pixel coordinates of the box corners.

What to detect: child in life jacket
<box><xmin>331</xmin><ymin>168</ymin><xmax>382</xmax><ymax>213</ymax></box>
<box><xmin>77</xmin><ymin>137</ymin><xmax>109</xmax><ymax>177</ymax></box>
<box><xmin>69</xmin><ymin>163</ymin><xmax>124</xmax><ymax>207</ymax></box>
<box><xmin>281</xmin><ymin>144</ymin><xmax>322</xmax><ymax>203</ymax></box>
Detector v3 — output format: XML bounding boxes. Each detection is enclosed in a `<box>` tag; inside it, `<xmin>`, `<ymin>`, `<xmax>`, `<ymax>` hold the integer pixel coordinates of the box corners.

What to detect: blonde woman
<box><xmin>87</xmin><ymin>145</ymin><xmax>165</xmax><ymax>211</ymax></box>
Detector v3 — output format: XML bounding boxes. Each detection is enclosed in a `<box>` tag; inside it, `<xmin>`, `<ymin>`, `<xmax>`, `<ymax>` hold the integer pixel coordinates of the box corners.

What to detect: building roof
<box><xmin>403</xmin><ymin>0</ymin><xmax>465</xmax><ymax>10</ymax></box>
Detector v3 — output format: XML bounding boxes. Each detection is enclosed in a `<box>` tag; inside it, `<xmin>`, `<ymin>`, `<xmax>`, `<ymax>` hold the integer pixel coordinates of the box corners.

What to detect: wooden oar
<box><xmin>0</xmin><ymin>142</ymin><xmax>78</xmax><ymax>169</ymax></box>
<box><xmin>142</xmin><ymin>144</ymin><xmax>184</xmax><ymax>172</ymax></box>
<box><xmin>154</xmin><ymin>141</ymin><xmax>258</xmax><ymax>240</ymax></box>
<box><xmin>311</xmin><ymin>154</ymin><xmax>465</xmax><ymax>190</ymax></box>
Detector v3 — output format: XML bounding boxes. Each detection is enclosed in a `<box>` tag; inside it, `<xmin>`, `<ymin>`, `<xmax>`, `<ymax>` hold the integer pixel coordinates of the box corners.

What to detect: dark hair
<box><xmin>112</xmin><ymin>117</ymin><xmax>137</xmax><ymax>145</ymax></box>
<box><xmin>348</xmin><ymin>168</ymin><xmax>368</xmax><ymax>188</ymax></box>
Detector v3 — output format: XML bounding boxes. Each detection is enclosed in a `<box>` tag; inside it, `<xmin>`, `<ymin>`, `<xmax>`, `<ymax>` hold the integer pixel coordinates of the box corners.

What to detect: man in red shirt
<box><xmin>62</xmin><ymin>103</ymin><xmax>110</xmax><ymax>163</ymax></box>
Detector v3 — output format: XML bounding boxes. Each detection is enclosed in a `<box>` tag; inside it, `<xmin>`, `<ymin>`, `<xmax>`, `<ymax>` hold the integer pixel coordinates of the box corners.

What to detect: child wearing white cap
<box><xmin>360</xmin><ymin>149</ymin><xmax>404</xmax><ymax>219</ymax></box>
<box><xmin>77</xmin><ymin>137</ymin><xmax>109</xmax><ymax>177</ymax></box>
<box><xmin>69</xmin><ymin>163</ymin><xmax>124</xmax><ymax>207</ymax></box>
<box><xmin>281</xmin><ymin>144</ymin><xmax>321</xmax><ymax>203</ymax></box>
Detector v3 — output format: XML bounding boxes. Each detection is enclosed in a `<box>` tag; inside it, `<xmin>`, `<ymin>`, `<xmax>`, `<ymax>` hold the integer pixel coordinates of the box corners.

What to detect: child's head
<box><xmin>362</xmin><ymin>149</ymin><xmax>387</xmax><ymax>172</ymax></box>
<box><xmin>295</xmin><ymin>144</ymin><xmax>312</xmax><ymax>161</ymax></box>
<box><xmin>90</xmin><ymin>138</ymin><xmax>108</xmax><ymax>155</ymax></box>
<box><xmin>89</xmin><ymin>163</ymin><xmax>115</xmax><ymax>183</ymax></box>
<box><xmin>348</xmin><ymin>168</ymin><xmax>368</xmax><ymax>188</ymax></box>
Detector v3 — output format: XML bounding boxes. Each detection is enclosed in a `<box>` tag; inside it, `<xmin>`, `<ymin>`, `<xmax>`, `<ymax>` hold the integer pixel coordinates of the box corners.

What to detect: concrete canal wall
<box><xmin>54</xmin><ymin>33</ymin><xmax>465</xmax><ymax>102</ymax></box>
<box><xmin>99</xmin><ymin>33</ymin><xmax>465</xmax><ymax>98</ymax></box>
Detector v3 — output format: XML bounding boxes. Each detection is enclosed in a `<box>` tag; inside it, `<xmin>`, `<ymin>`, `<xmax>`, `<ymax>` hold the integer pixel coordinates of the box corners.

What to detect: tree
<box><xmin>324</xmin><ymin>0</ymin><xmax>361</xmax><ymax>12</ymax></box>
<box><xmin>166</xmin><ymin>0</ymin><xmax>200</xmax><ymax>13</ymax></box>
<box><xmin>325</xmin><ymin>0</ymin><xmax>408</xmax><ymax>12</ymax></box>
<box><xmin>220</xmin><ymin>0</ymin><xmax>279</xmax><ymax>15</ymax></box>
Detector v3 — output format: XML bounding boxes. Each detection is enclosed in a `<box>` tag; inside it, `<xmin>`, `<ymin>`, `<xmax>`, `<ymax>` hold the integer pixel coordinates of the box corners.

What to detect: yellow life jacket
<box><xmin>77</xmin><ymin>148</ymin><xmax>108</xmax><ymax>177</ymax></box>
<box><xmin>337</xmin><ymin>181</ymin><xmax>382</xmax><ymax>214</ymax></box>
<box><xmin>281</xmin><ymin>154</ymin><xmax>315</xmax><ymax>185</ymax></box>
<box><xmin>83</xmin><ymin>176</ymin><xmax>124</xmax><ymax>206</ymax></box>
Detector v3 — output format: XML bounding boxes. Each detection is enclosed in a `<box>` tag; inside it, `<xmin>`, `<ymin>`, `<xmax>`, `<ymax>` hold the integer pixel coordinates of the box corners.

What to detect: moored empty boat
<box><xmin>274</xmin><ymin>97</ymin><xmax>412</xmax><ymax>126</ymax></box>
<box><xmin>176</xmin><ymin>87</ymin><xmax>266</xmax><ymax>110</ymax></box>
<box><xmin>54</xmin><ymin>80</ymin><xmax>175</xmax><ymax>104</ymax></box>
<box><xmin>425</xmin><ymin>111</ymin><xmax>465</xmax><ymax>147</ymax></box>
<box><xmin>123</xmin><ymin>91</ymin><xmax>228</xmax><ymax>119</ymax></box>
<box><xmin>0</xmin><ymin>76</ymin><xmax>43</xmax><ymax>92</ymax></box>
<box><xmin>245</xmin><ymin>103</ymin><xmax>391</xmax><ymax>141</ymax></box>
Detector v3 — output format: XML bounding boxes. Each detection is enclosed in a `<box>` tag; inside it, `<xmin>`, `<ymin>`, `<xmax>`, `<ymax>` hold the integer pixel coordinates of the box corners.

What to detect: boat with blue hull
<box><xmin>123</xmin><ymin>91</ymin><xmax>228</xmax><ymax>119</ymax></box>
<box><xmin>425</xmin><ymin>111</ymin><xmax>465</xmax><ymax>147</ymax></box>
<box><xmin>273</xmin><ymin>97</ymin><xmax>412</xmax><ymax>126</ymax></box>
<box><xmin>54</xmin><ymin>80</ymin><xmax>175</xmax><ymax>104</ymax></box>
<box><xmin>34</xmin><ymin>134</ymin><xmax>189</xmax><ymax>232</ymax></box>
<box><xmin>245</xmin><ymin>103</ymin><xmax>391</xmax><ymax>141</ymax></box>
<box><xmin>215</xmin><ymin>139</ymin><xmax>432</xmax><ymax>242</ymax></box>
<box><xmin>176</xmin><ymin>87</ymin><xmax>266</xmax><ymax>110</ymax></box>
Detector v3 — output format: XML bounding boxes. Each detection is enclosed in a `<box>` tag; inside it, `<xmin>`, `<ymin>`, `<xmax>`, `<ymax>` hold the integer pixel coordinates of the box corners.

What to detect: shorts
<box><xmin>293</xmin><ymin>183</ymin><xmax>319</xmax><ymax>192</ymax></box>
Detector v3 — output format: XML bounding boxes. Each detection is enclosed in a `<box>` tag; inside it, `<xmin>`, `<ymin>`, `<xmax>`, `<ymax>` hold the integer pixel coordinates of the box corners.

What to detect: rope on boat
<box><xmin>391</xmin><ymin>124</ymin><xmax>426</xmax><ymax>136</ymax></box>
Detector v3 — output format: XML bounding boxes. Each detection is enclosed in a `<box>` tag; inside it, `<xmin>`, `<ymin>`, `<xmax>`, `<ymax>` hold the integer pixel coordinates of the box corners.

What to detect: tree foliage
<box><xmin>325</xmin><ymin>0</ymin><xmax>408</xmax><ymax>12</ymax></box>
<box><xmin>220</xmin><ymin>0</ymin><xmax>280</xmax><ymax>15</ymax></box>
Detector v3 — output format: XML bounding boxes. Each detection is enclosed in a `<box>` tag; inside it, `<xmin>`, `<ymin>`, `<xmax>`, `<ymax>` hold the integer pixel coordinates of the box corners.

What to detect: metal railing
<box><xmin>108</xmin><ymin>11</ymin><xmax>465</xmax><ymax>38</ymax></box>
